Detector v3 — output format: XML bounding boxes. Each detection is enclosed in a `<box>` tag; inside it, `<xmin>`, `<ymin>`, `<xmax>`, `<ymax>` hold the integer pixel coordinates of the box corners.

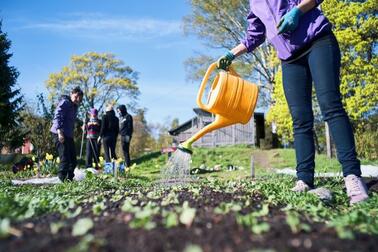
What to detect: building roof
<box><xmin>193</xmin><ymin>108</ymin><xmax>212</xmax><ymax>117</ymax></box>
<box><xmin>168</xmin><ymin>117</ymin><xmax>198</xmax><ymax>136</ymax></box>
<box><xmin>169</xmin><ymin>108</ymin><xmax>264</xmax><ymax>136</ymax></box>
<box><xmin>168</xmin><ymin>108</ymin><xmax>210</xmax><ymax>136</ymax></box>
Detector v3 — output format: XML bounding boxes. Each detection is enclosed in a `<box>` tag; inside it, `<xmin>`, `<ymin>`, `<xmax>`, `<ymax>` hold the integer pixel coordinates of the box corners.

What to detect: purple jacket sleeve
<box><xmin>54</xmin><ymin>99</ymin><xmax>68</xmax><ymax>130</ymax></box>
<box><xmin>241</xmin><ymin>10</ymin><xmax>266</xmax><ymax>53</ymax></box>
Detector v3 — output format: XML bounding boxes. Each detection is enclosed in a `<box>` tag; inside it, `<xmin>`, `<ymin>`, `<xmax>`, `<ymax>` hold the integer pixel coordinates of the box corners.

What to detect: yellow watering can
<box><xmin>178</xmin><ymin>62</ymin><xmax>259</xmax><ymax>154</ymax></box>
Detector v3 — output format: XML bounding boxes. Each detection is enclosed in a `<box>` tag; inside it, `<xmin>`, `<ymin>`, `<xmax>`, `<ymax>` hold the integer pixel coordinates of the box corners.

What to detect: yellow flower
<box><xmin>99</xmin><ymin>156</ymin><xmax>104</xmax><ymax>163</ymax></box>
<box><xmin>116</xmin><ymin>158</ymin><xmax>123</xmax><ymax>165</ymax></box>
<box><xmin>56</xmin><ymin>157</ymin><xmax>60</xmax><ymax>164</ymax></box>
<box><xmin>125</xmin><ymin>168</ymin><xmax>130</xmax><ymax>173</ymax></box>
<box><xmin>33</xmin><ymin>167</ymin><xmax>38</xmax><ymax>174</ymax></box>
<box><xmin>45</xmin><ymin>153</ymin><xmax>53</xmax><ymax>161</ymax></box>
<box><xmin>32</xmin><ymin>156</ymin><xmax>36</xmax><ymax>162</ymax></box>
<box><xmin>92</xmin><ymin>162</ymin><xmax>96</xmax><ymax>167</ymax></box>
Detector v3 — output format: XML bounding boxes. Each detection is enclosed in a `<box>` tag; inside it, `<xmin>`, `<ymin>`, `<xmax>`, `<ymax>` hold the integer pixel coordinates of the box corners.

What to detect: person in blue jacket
<box><xmin>217</xmin><ymin>0</ymin><xmax>368</xmax><ymax>204</ymax></box>
<box><xmin>50</xmin><ymin>86</ymin><xmax>83</xmax><ymax>181</ymax></box>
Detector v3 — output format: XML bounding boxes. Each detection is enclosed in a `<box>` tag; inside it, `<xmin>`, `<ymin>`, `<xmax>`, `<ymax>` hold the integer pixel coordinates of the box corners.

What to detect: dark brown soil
<box><xmin>1</xmin><ymin>187</ymin><xmax>377</xmax><ymax>252</ymax></box>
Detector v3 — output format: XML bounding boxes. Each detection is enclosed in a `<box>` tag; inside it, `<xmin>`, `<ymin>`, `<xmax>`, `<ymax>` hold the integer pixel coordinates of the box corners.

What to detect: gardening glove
<box><xmin>277</xmin><ymin>7</ymin><xmax>303</xmax><ymax>34</ymax></box>
<box><xmin>217</xmin><ymin>51</ymin><xmax>235</xmax><ymax>70</ymax></box>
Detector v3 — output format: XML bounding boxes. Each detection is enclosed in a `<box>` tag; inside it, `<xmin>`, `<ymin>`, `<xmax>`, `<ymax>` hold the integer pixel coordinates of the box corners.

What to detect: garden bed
<box><xmin>1</xmin><ymin>184</ymin><xmax>377</xmax><ymax>252</ymax></box>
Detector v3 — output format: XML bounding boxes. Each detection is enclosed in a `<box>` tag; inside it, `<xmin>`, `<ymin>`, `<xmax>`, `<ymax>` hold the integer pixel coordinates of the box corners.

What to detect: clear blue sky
<box><xmin>1</xmin><ymin>0</ymin><xmax>211</xmax><ymax>126</ymax></box>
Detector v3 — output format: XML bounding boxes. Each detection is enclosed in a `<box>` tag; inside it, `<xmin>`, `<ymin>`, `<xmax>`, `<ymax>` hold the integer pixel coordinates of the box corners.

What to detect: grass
<box><xmin>0</xmin><ymin>146</ymin><xmax>377</xmax><ymax>241</ymax></box>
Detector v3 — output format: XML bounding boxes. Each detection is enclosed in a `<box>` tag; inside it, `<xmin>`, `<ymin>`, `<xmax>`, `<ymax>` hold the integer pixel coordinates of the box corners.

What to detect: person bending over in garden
<box><xmin>218</xmin><ymin>0</ymin><xmax>368</xmax><ymax>204</ymax></box>
<box><xmin>117</xmin><ymin>104</ymin><xmax>133</xmax><ymax>167</ymax></box>
<box><xmin>98</xmin><ymin>104</ymin><xmax>119</xmax><ymax>162</ymax></box>
<box><xmin>50</xmin><ymin>86</ymin><xmax>83</xmax><ymax>182</ymax></box>
<box><xmin>84</xmin><ymin>108</ymin><xmax>101</xmax><ymax>169</ymax></box>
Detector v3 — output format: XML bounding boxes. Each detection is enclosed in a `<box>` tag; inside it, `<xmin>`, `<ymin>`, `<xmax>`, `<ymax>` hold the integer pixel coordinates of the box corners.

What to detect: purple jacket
<box><xmin>241</xmin><ymin>0</ymin><xmax>331</xmax><ymax>60</ymax></box>
<box><xmin>50</xmin><ymin>95</ymin><xmax>78</xmax><ymax>138</ymax></box>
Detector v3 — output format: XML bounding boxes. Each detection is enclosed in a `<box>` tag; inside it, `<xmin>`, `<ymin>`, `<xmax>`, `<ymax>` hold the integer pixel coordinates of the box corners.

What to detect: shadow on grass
<box><xmin>366</xmin><ymin>178</ymin><xmax>378</xmax><ymax>192</ymax></box>
<box><xmin>131</xmin><ymin>151</ymin><xmax>162</xmax><ymax>165</ymax></box>
<box><xmin>128</xmin><ymin>174</ymin><xmax>153</xmax><ymax>183</ymax></box>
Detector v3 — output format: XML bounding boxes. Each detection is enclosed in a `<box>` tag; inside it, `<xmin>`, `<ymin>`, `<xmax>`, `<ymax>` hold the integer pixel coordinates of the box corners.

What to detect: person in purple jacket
<box><xmin>50</xmin><ymin>87</ymin><xmax>83</xmax><ymax>182</ymax></box>
<box><xmin>218</xmin><ymin>0</ymin><xmax>368</xmax><ymax>204</ymax></box>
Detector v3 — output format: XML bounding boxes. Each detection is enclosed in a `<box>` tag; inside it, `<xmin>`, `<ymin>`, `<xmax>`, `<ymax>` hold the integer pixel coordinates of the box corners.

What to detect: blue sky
<box><xmin>1</xmin><ymin>0</ymin><xmax>212</xmax><ymax>126</ymax></box>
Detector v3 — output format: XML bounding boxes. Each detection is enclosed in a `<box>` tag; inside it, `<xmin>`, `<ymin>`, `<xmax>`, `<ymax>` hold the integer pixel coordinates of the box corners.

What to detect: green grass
<box><xmin>0</xmin><ymin>146</ymin><xmax>377</xmax><ymax>240</ymax></box>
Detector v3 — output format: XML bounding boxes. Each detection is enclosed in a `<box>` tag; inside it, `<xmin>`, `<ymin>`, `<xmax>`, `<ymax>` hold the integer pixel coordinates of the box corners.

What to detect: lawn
<box><xmin>0</xmin><ymin>146</ymin><xmax>377</xmax><ymax>251</ymax></box>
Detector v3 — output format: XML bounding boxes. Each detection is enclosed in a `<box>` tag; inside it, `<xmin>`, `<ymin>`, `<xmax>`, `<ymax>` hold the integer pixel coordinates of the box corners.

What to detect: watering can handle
<box><xmin>196</xmin><ymin>63</ymin><xmax>240</xmax><ymax>110</ymax></box>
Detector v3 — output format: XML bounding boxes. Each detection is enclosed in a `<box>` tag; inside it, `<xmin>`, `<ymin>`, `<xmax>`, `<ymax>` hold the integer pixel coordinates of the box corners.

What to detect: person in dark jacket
<box><xmin>117</xmin><ymin>104</ymin><xmax>133</xmax><ymax>167</ymax></box>
<box><xmin>50</xmin><ymin>86</ymin><xmax>83</xmax><ymax>181</ymax></box>
<box><xmin>98</xmin><ymin>104</ymin><xmax>119</xmax><ymax>162</ymax></box>
<box><xmin>84</xmin><ymin>108</ymin><xmax>101</xmax><ymax>168</ymax></box>
<box><xmin>217</xmin><ymin>0</ymin><xmax>368</xmax><ymax>204</ymax></box>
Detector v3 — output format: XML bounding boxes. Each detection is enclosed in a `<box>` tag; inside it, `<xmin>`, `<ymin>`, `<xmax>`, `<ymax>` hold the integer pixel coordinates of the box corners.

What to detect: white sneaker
<box><xmin>344</xmin><ymin>175</ymin><xmax>369</xmax><ymax>205</ymax></box>
<box><xmin>291</xmin><ymin>180</ymin><xmax>310</xmax><ymax>192</ymax></box>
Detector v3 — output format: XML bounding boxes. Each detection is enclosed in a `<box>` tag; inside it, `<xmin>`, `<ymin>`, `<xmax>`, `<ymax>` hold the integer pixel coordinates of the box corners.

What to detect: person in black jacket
<box><xmin>117</xmin><ymin>105</ymin><xmax>133</xmax><ymax>167</ymax></box>
<box><xmin>98</xmin><ymin>104</ymin><xmax>119</xmax><ymax>162</ymax></box>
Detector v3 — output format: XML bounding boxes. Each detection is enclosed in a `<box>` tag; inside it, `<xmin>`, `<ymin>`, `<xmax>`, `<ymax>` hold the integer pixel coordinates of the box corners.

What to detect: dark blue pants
<box><xmin>281</xmin><ymin>33</ymin><xmax>361</xmax><ymax>187</ymax></box>
<box><xmin>102</xmin><ymin>136</ymin><xmax>117</xmax><ymax>162</ymax></box>
<box><xmin>121</xmin><ymin>136</ymin><xmax>131</xmax><ymax>167</ymax></box>
<box><xmin>53</xmin><ymin>134</ymin><xmax>77</xmax><ymax>181</ymax></box>
<box><xmin>86</xmin><ymin>138</ymin><xmax>99</xmax><ymax>168</ymax></box>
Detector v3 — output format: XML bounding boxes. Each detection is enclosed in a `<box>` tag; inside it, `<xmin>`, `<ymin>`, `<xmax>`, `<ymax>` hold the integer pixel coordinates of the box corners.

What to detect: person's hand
<box><xmin>216</xmin><ymin>51</ymin><xmax>235</xmax><ymax>70</ymax></box>
<box><xmin>277</xmin><ymin>7</ymin><xmax>302</xmax><ymax>34</ymax></box>
<box><xmin>58</xmin><ymin>132</ymin><xmax>65</xmax><ymax>143</ymax></box>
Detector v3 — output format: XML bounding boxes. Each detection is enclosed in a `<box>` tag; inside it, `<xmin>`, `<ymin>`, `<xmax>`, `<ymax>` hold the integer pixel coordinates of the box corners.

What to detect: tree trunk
<box><xmin>325</xmin><ymin>122</ymin><xmax>332</xmax><ymax>158</ymax></box>
<box><xmin>313</xmin><ymin>129</ymin><xmax>321</xmax><ymax>154</ymax></box>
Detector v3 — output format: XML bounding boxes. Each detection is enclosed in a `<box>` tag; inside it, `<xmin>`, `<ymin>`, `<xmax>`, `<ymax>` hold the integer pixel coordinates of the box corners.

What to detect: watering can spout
<box><xmin>179</xmin><ymin>115</ymin><xmax>235</xmax><ymax>153</ymax></box>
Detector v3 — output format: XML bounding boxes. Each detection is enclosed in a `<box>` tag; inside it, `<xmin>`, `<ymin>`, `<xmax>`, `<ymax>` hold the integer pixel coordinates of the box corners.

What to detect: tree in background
<box><xmin>323</xmin><ymin>0</ymin><xmax>377</xmax><ymax>122</ymax></box>
<box><xmin>183</xmin><ymin>0</ymin><xmax>280</xmax><ymax>106</ymax></box>
<box><xmin>46</xmin><ymin>52</ymin><xmax>140</xmax><ymax>116</ymax></box>
<box><xmin>20</xmin><ymin>94</ymin><xmax>55</xmax><ymax>156</ymax></box>
<box><xmin>129</xmin><ymin>109</ymin><xmax>155</xmax><ymax>158</ymax></box>
<box><xmin>0</xmin><ymin>21</ymin><xmax>25</xmax><ymax>151</ymax></box>
<box><xmin>265</xmin><ymin>70</ymin><xmax>292</xmax><ymax>143</ymax></box>
<box><xmin>266</xmin><ymin>0</ymin><xmax>377</xmax><ymax>158</ymax></box>
<box><xmin>150</xmin><ymin>117</ymin><xmax>179</xmax><ymax>150</ymax></box>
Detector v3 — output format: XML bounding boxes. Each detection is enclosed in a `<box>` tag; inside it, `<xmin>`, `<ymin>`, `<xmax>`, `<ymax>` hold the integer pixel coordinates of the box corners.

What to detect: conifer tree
<box><xmin>0</xmin><ymin>21</ymin><xmax>25</xmax><ymax>150</ymax></box>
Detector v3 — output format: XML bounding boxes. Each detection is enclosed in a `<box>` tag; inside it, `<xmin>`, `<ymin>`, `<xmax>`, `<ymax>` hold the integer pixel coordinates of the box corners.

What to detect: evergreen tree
<box><xmin>0</xmin><ymin>21</ymin><xmax>25</xmax><ymax>151</ymax></box>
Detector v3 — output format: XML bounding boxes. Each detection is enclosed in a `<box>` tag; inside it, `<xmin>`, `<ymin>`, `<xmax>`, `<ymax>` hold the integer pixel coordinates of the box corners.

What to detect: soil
<box><xmin>1</xmin><ymin>186</ymin><xmax>377</xmax><ymax>252</ymax></box>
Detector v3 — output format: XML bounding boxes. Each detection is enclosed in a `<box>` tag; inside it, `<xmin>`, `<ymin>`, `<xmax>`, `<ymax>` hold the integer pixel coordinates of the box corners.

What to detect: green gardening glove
<box><xmin>277</xmin><ymin>7</ymin><xmax>303</xmax><ymax>34</ymax></box>
<box><xmin>217</xmin><ymin>51</ymin><xmax>235</xmax><ymax>70</ymax></box>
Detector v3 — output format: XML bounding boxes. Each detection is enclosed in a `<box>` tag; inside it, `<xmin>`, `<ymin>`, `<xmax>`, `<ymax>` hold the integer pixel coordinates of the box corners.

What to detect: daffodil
<box><xmin>116</xmin><ymin>158</ymin><xmax>123</xmax><ymax>165</ymax></box>
<box><xmin>31</xmin><ymin>156</ymin><xmax>36</xmax><ymax>162</ymax></box>
<box><xmin>99</xmin><ymin>156</ymin><xmax>104</xmax><ymax>163</ymax></box>
<box><xmin>56</xmin><ymin>157</ymin><xmax>60</xmax><ymax>164</ymax></box>
<box><xmin>45</xmin><ymin>153</ymin><xmax>53</xmax><ymax>161</ymax></box>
